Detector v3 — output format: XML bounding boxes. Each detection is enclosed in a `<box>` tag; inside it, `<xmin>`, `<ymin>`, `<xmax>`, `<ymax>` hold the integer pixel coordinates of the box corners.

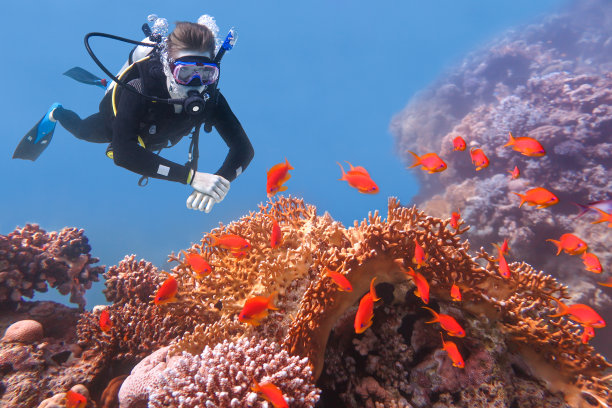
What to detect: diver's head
<box><xmin>163</xmin><ymin>22</ymin><xmax>219</xmax><ymax>103</ymax></box>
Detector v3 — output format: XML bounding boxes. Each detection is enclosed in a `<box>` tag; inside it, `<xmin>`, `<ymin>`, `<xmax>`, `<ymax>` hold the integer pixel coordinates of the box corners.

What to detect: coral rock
<box><xmin>2</xmin><ymin>319</ymin><xmax>43</xmax><ymax>344</ymax></box>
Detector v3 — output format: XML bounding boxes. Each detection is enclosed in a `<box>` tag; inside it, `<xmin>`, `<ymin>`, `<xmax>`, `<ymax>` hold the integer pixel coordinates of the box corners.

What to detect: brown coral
<box><xmin>0</xmin><ymin>224</ymin><xmax>103</xmax><ymax>308</ymax></box>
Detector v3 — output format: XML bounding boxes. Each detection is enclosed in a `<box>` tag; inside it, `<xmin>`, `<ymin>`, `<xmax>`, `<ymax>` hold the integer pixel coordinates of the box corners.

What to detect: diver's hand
<box><xmin>186</xmin><ymin>191</ymin><xmax>217</xmax><ymax>213</ymax></box>
<box><xmin>190</xmin><ymin>172</ymin><xmax>230</xmax><ymax>203</ymax></box>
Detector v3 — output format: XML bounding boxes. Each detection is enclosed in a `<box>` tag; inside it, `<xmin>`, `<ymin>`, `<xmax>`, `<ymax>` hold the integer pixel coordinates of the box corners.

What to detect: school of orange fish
<box><xmin>87</xmin><ymin>131</ymin><xmax>610</xmax><ymax>407</ymax></box>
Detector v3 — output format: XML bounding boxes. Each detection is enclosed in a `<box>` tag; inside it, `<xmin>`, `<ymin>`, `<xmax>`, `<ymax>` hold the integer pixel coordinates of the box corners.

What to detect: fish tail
<box><xmin>336</xmin><ymin>162</ymin><xmax>347</xmax><ymax>181</ymax></box>
<box><xmin>422</xmin><ymin>306</ymin><xmax>439</xmax><ymax>323</ymax></box>
<box><xmin>370</xmin><ymin>277</ymin><xmax>380</xmax><ymax>302</ymax></box>
<box><xmin>205</xmin><ymin>233</ymin><xmax>219</xmax><ymax>247</ymax></box>
<box><xmin>285</xmin><ymin>157</ymin><xmax>294</xmax><ymax>170</ymax></box>
<box><xmin>546</xmin><ymin>239</ymin><xmax>562</xmax><ymax>255</ymax></box>
<box><xmin>503</xmin><ymin>131</ymin><xmax>515</xmax><ymax>147</ymax></box>
<box><xmin>344</xmin><ymin>160</ymin><xmax>354</xmax><ymax>170</ymax></box>
<box><xmin>406</xmin><ymin>151</ymin><xmax>421</xmax><ymax>168</ymax></box>
<box><xmin>547</xmin><ymin>295</ymin><xmax>569</xmax><ymax>317</ymax></box>
<box><xmin>512</xmin><ymin>192</ymin><xmax>525</xmax><ymax>208</ymax></box>
<box><xmin>590</xmin><ymin>207</ymin><xmax>609</xmax><ymax>224</ymax></box>
<box><xmin>267</xmin><ymin>292</ymin><xmax>279</xmax><ymax>310</ymax></box>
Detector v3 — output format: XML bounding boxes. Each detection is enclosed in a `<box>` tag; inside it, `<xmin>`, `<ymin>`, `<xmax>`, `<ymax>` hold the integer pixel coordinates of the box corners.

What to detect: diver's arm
<box><xmin>211</xmin><ymin>92</ymin><xmax>254</xmax><ymax>182</ymax></box>
<box><xmin>111</xmin><ymin>82</ymin><xmax>191</xmax><ymax>183</ymax></box>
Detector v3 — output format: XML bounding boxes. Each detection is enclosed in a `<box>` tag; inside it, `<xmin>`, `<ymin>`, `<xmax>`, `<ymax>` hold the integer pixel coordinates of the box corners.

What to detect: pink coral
<box><xmin>118</xmin><ymin>346</ymin><xmax>170</xmax><ymax>408</ymax></box>
<box><xmin>1</xmin><ymin>319</ymin><xmax>43</xmax><ymax>344</ymax></box>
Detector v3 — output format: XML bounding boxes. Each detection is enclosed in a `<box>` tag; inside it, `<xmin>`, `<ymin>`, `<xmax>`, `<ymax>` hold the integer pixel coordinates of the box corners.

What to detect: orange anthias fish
<box><xmin>497</xmin><ymin>247</ymin><xmax>511</xmax><ymax>279</ymax></box>
<box><xmin>513</xmin><ymin>187</ymin><xmax>559</xmax><ymax>209</ymax></box>
<box><xmin>548</xmin><ymin>296</ymin><xmax>606</xmax><ymax>328</ymax></box>
<box><xmin>469</xmin><ymin>147</ymin><xmax>489</xmax><ymax>171</ymax></box>
<box><xmin>324</xmin><ymin>267</ymin><xmax>353</xmax><ymax>292</ymax></box>
<box><xmin>440</xmin><ymin>332</ymin><xmax>465</xmax><ymax>368</ymax></box>
<box><xmin>450</xmin><ymin>283</ymin><xmax>462</xmax><ymax>301</ymax></box>
<box><xmin>508</xmin><ymin>165</ymin><xmax>520</xmax><ymax>179</ymax></box>
<box><xmin>590</xmin><ymin>207</ymin><xmax>612</xmax><ymax>227</ymax></box>
<box><xmin>154</xmin><ymin>275</ymin><xmax>178</xmax><ymax>306</ymax></box>
<box><xmin>581</xmin><ymin>325</ymin><xmax>595</xmax><ymax>344</ymax></box>
<box><xmin>354</xmin><ymin>278</ymin><xmax>381</xmax><ymax>334</ymax></box>
<box><xmin>270</xmin><ymin>217</ymin><xmax>283</xmax><ymax>249</ymax></box>
<box><xmin>412</xmin><ymin>238</ymin><xmax>427</xmax><ymax>269</ymax></box>
<box><xmin>546</xmin><ymin>233</ymin><xmax>588</xmax><ymax>256</ymax></box>
<box><xmin>504</xmin><ymin>131</ymin><xmax>546</xmax><ymax>157</ymax></box>
<box><xmin>406</xmin><ymin>151</ymin><xmax>447</xmax><ymax>173</ymax></box>
<box><xmin>582</xmin><ymin>252</ymin><xmax>602</xmax><ymax>274</ymax></box>
<box><xmin>423</xmin><ymin>306</ymin><xmax>466</xmax><ymax>337</ymax></box>
<box><xmin>450</xmin><ymin>210</ymin><xmax>461</xmax><ymax>230</ymax></box>
<box><xmin>402</xmin><ymin>266</ymin><xmax>430</xmax><ymax>304</ymax></box>
<box><xmin>182</xmin><ymin>250</ymin><xmax>212</xmax><ymax>277</ymax></box>
<box><xmin>65</xmin><ymin>390</ymin><xmax>87</xmax><ymax>408</ymax></box>
<box><xmin>337</xmin><ymin>161</ymin><xmax>379</xmax><ymax>194</ymax></box>
<box><xmin>267</xmin><ymin>158</ymin><xmax>294</xmax><ymax>197</ymax></box>
<box><xmin>239</xmin><ymin>293</ymin><xmax>278</xmax><ymax>326</ymax></box>
<box><xmin>252</xmin><ymin>380</ymin><xmax>288</xmax><ymax>408</ymax></box>
<box><xmin>99</xmin><ymin>309</ymin><xmax>113</xmax><ymax>333</ymax></box>
<box><xmin>207</xmin><ymin>233</ymin><xmax>251</xmax><ymax>251</ymax></box>
<box><xmin>453</xmin><ymin>136</ymin><xmax>466</xmax><ymax>151</ymax></box>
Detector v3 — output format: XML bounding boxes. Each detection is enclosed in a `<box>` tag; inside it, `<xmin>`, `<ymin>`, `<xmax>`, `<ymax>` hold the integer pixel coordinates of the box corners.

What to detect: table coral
<box><xmin>0</xmin><ymin>224</ymin><xmax>103</xmax><ymax>308</ymax></box>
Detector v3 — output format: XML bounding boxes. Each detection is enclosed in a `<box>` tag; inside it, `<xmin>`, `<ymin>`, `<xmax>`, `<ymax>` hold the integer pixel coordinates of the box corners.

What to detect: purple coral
<box><xmin>147</xmin><ymin>336</ymin><xmax>320</xmax><ymax>408</ymax></box>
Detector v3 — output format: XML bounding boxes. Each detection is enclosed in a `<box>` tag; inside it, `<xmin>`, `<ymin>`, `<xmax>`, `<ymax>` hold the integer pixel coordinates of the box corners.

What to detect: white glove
<box><xmin>186</xmin><ymin>191</ymin><xmax>217</xmax><ymax>212</ymax></box>
<box><xmin>190</xmin><ymin>172</ymin><xmax>230</xmax><ymax>202</ymax></box>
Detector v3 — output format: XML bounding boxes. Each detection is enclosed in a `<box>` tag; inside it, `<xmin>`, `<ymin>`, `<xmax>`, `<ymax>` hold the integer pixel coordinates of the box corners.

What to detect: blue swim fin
<box><xmin>63</xmin><ymin>67</ymin><xmax>108</xmax><ymax>89</ymax></box>
<box><xmin>13</xmin><ymin>103</ymin><xmax>62</xmax><ymax>161</ymax></box>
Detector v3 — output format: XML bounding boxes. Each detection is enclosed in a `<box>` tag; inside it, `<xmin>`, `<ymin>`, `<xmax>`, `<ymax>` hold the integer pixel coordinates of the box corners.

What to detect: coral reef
<box><xmin>390</xmin><ymin>0</ymin><xmax>612</xmax><ymax>357</ymax></box>
<box><xmin>2</xmin><ymin>320</ymin><xmax>44</xmax><ymax>344</ymax></box>
<box><xmin>0</xmin><ymin>224</ymin><xmax>103</xmax><ymax>308</ymax></box>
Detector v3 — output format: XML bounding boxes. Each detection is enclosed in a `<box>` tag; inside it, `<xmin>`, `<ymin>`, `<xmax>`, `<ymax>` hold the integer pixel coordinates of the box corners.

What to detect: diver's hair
<box><xmin>167</xmin><ymin>21</ymin><xmax>215</xmax><ymax>59</ymax></box>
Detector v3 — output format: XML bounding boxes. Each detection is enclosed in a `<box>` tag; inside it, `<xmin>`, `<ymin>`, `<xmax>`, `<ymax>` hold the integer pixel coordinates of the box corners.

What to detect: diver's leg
<box><xmin>52</xmin><ymin>107</ymin><xmax>111</xmax><ymax>143</ymax></box>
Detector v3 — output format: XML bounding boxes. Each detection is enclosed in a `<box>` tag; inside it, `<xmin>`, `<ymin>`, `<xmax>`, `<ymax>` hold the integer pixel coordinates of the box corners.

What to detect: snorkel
<box><xmin>83</xmin><ymin>16</ymin><xmax>237</xmax><ymax>116</ymax></box>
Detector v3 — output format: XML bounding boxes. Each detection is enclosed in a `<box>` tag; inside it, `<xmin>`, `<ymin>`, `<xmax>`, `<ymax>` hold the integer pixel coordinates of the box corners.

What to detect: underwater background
<box><xmin>3</xmin><ymin>0</ymin><xmax>612</xmax><ymax>407</ymax></box>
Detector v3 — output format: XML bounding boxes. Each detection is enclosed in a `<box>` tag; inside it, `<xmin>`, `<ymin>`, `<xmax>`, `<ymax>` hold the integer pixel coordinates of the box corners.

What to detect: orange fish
<box><xmin>508</xmin><ymin>165</ymin><xmax>520</xmax><ymax>179</ymax></box>
<box><xmin>266</xmin><ymin>158</ymin><xmax>293</xmax><ymax>197</ymax></box>
<box><xmin>207</xmin><ymin>233</ymin><xmax>251</xmax><ymax>251</ymax></box>
<box><xmin>453</xmin><ymin>136</ymin><xmax>466</xmax><ymax>151</ymax></box>
<box><xmin>450</xmin><ymin>283</ymin><xmax>462</xmax><ymax>302</ymax></box>
<box><xmin>469</xmin><ymin>147</ymin><xmax>489</xmax><ymax>171</ymax></box>
<box><xmin>239</xmin><ymin>293</ymin><xmax>278</xmax><ymax>326</ymax></box>
<box><xmin>548</xmin><ymin>296</ymin><xmax>606</xmax><ymax>328</ymax></box>
<box><xmin>598</xmin><ymin>277</ymin><xmax>612</xmax><ymax>287</ymax></box>
<box><xmin>154</xmin><ymin>275</ymin><xmax>178</xmax><ymax>306</ymax></box>
<box><xmin>337</xmin><ymin>161</ymin><xmax>379</xmax><ymax>194</ymax></box>
<box><xmin>423</xmin><ymin>306</ymin><xmax>466</xmax><ymax>337</ymax></box>
<box><xmin>546</xmin><ymin>233</ymin><xmax>588</xmax><ymax>256</ymax></box>
<box><xmin>504</xmin><ymin>131</ymin><xmax>546</xmax><ymax>157</ymax></box>
<box><xmin>402</xmin><ymin>266</ymin><xmax>430</xmax><ymax>304</ymax></box>
<box><xmin>324</xmin><ymin>267</ymin><xmax>353</xmax><ymax>292</ymax></box>
<box><xmin>406</xmin><ymin>151</ymin><xmax>447</xmax><ymax>173</ymax></box>
<box><xmin>582</xmin><ymin>252</ymin><xmax>602</xmax><ymax>274</ymax></box>
<box><xmin>65</xmin><ymin>390</ymin><xmax>87</xmax><ymax>408</ymax></box>
<box><xmin>590</xmin><ymin>207</ymin><xmax>612</xmax><ymax>227</ymax></box>
<box><xmin>412</xmin><ymin>238</ymin><xmax>427</xmax><ymax>269</ymax></box>
<box><xmin>497</xmin><ymin>248</ymin><xmax>511</xmax><ymax>279</ymax></box>
<box><xmin>252</xmin><ymin>380</ymin><xmax>288</xmax><ymax>408</ymax></box>
<box><xmin>513</xmin><ymin>187</ymin><xmax>559</xmax><ymax>209</ymax></box>
<box><xmin>182</xmin><ymin>250</ymin><xmax>212</xmax><ymax>277</ymax></box>
<box><xmin>270</xmin><ymin>217</ymin><xmax>282</xmax><ymax>248</ymax></box>
<box><xmin>99</xmin><ymin>309</ymin><xmax>113</xmax><ymax>333</ymax></box>
<box><xmin>581</xmin><ymin>325</ymin><xmax>595</xmax><ymax>344</ymax></box>
<box><xmin>450</xmin><ymin>210</ymin><xmax>460</xmax><ymax>230</ymax></box>
<box><xmin>230</xmin><ymin>250</ymin><xmax>248</xmax><ymax>259</ymax></box>
<box><xmin>440</xmin><ymin>332</ymin><xmax>465</xmax><ymax>368</ymax></box>
<box><xmin>354</xmin><ymin>277</ymin><xmax>380</xmax><ymax>334</ymax></box>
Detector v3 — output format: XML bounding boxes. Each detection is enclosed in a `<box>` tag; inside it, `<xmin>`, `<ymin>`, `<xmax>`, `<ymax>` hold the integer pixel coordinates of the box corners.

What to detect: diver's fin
<box><xmin>63</xmin><ymin>67</ymin><xmax>107</xmax><ymax>89</ymax></box>
<box><xmin>13</xmin><ymin>103</ymin><xmax>61</xmax><ymax>161</ymax></box>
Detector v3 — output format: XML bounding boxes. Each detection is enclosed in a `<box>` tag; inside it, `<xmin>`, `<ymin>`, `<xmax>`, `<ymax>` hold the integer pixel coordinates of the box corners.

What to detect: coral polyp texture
<box><xmin>2</xmin><ymin>196</ymin><xmax>611</xmax><ymax>407</ymax></box>
<box><xmin>390</xmin><ymin>0</ymin><xmax>612</xmax><ymax>342</ymax></box>
<box><xmin>0</xmin><ymin>224</ymin><xmax>103</xmax><ymax>308</ymax></box>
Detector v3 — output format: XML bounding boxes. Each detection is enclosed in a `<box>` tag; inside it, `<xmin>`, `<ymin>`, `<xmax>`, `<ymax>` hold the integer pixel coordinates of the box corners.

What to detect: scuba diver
<box><xmin>13</xmin><ymin>16</ymin><xmax>254</xmax><ymax>213</ymax></box>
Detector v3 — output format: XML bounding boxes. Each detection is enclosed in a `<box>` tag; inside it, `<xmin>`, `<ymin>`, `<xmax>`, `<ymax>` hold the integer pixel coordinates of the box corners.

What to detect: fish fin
<box><xmin>281</xmin><ymin>173</ymin><xmax>292</xmax><ymax>183</ymax></box>
<box><xmin>284</xmin><ymin>157</ymin><xmax>294</xmax><ymax>170</ymax></box>
<box><xmin>205</xmin><ymin>233</ymin><xmax>219</xmax><ymax>247</ymax></box>
<box><xmin>546</xmin><ymin>239</ymin><xmax>562</xmax><ymax>255</ymax></box>
<box><xmin>422</xmin><ymin>306</ymin><xmax>439</xmax><ymax>322</ymax></box>
<box><xmin>406</xmin><ymin>151</ymin><xmax>421</xmax><ymax>168</ymax></box>
<box><xmin>279</xmin><ymin>185</ymin><xmax>288</xmax><ymax>192</ymax></box>
<box><xmin>503</xmin><ymin>131</ymin><xmax>515</xmax><ymax>147</ymax></box>
<box><xmin>336</xmin><ymin>161</ymin><xmax>347</xmax><ymax>180</ymax></box>
<box><xmin>370</xmin><ymin>277</ymin><xmax>380</xmax><ymax>301</ymax></box>
<box><xmin>511</xmin><ymin>192</ymin><xmax>525</xmax><ymax>208</ymax></box>
<box><xmin>267</xmin><ymin>292</ymin><xmax>279</xmax><ymax>310</ymax></box>
<box><xmin>546</xmin><ymin>295</ymin><xmax>569</xmax><ymax>317</ymax></box>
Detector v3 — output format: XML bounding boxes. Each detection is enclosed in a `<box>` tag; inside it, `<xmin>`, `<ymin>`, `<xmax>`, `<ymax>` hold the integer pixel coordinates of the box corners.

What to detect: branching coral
<box><xmin>148</xmin><ymin>336</ymin><xmax>320</xmax><ymax>408</ymax></box>
<box><xmin>0</xmin><ymin>224</ymin><xmax>103</xmax><ymax>308</ymax></box>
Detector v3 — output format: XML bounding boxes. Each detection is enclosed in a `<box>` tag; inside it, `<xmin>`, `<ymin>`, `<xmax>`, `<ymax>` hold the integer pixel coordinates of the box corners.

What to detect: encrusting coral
<box><xmin>0</xmin><ymin>224</ymin><xmax>103</xmax><ymax>308</ymax></box>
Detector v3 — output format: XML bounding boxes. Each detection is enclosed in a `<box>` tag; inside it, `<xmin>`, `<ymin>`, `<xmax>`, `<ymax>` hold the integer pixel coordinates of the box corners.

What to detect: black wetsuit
<box><xmin>53</xmin><ymin>53</ymin><xmax>253</xmax><ymax>184</ymax></box>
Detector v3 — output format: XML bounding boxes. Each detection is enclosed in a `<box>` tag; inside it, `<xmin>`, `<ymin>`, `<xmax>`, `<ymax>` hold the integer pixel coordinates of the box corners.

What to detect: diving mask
<box><xmin>169</xmin><ymin>56</ymin><xmax>219</xmax><ymax>86</ymax></box>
